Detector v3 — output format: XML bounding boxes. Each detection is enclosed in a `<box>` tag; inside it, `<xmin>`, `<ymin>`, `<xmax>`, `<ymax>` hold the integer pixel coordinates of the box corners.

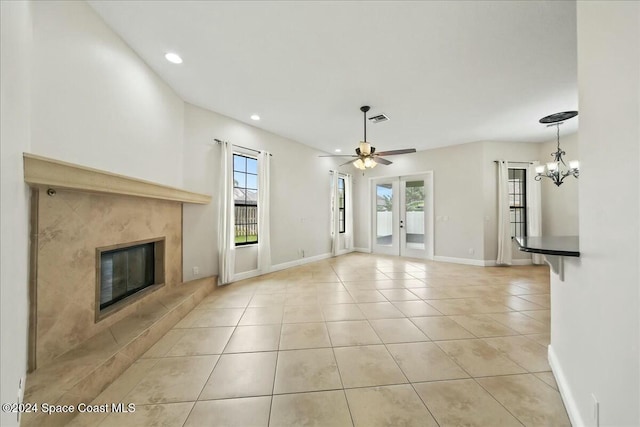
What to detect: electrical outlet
<box><xmin>468</xmin><ymin>248</ymin><xmax>475</xmax><ymax>255</ymax></box>
<box><xmin>192</xmin><ymin>266</ymin><xmax>199</xmax><ymax>276</ymax></box>
<box><xmin>592</xmin><ymin>394</ymin><xmax>599</xmax><ymax>426</ymax></box>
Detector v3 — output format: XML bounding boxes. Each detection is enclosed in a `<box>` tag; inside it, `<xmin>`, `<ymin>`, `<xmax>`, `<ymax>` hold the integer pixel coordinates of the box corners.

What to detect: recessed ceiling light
<box><xmin>164</xmin><ymin>52</ymin><xmax>183</xmax><ymax>64</ymax></box>
<box><xmin>335</xmin><ymin>149</ymin><xmax>342</xmax><ymax>153</ymax></box>
<box><xmin>250</xmin><ymin>114</ymin><xmax>260</xmax><ymax>121</ymax></box>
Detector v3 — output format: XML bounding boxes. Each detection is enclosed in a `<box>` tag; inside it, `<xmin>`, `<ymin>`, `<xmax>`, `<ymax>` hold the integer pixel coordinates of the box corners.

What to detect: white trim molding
<box><xmin>433</xmin><ymin>256</ymin><xmax>487</xmax><ymax>266</ymax></box>
<box><xmin>483</xmin><ymin>259</ymin><xmax>534</xmax><ymax>267</ymax></box>
<box><xmin>231</xmin><ymin>269</ymin><xmax>261</xmax><ymax>282</ymax></box>
<box><xmin>336</xmin><ymin>248</ymin><xmax>355</xmax><ymax>256</ymax></box>
<box><xmin>548</xmin><ymin>345</ymin><xmax>585</xmax><ymax>427</ymax></box>
<box><xmin>270</xmin><ymin>252</ymin><xmax>333</xmax><ymax>273</ymax></box>
<box><xmin>354</xmin><ymin>247</ymin><xmax>371</xmax><ymax>253</ymax></box>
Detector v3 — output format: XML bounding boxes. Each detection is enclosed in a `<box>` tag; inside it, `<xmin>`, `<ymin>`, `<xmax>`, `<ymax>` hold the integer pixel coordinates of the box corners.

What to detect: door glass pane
<box><xmin>405</xmin><ymin>180</ymin><xmax>425</xmax><ymax>249</ymax></box>
<box><xmin>376</xmin><ymin>184</ymin><xmax>393</xmax><ymax>245</ymax></box>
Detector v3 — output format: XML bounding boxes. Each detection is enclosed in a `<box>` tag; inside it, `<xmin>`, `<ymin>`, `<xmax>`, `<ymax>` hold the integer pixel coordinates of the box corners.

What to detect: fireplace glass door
<box><xmin>100</xmin><ymin>242</ymin><xmax>155</xmax><ymax>310</ymax></box>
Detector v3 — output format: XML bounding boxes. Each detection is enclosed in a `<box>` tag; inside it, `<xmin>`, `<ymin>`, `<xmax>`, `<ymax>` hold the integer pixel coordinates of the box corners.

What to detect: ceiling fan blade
<box><xmin>339</xmin><ymin>159</ymin><xmax>357</xmax><ymax>167</ymax></box>
<box><xmin>374</xmin><ymin>157</ymin><xmax>392</xmax><ymax>165</ymax></box>
<box><xmin>374</xmin><ymin>148</ymin><xmax>417</xmax><ymax>156</ymax></box>
<box><xmin>318</xmin><ymin>154</ymin><xmax>358</xmax><ymax>158</ymax></box>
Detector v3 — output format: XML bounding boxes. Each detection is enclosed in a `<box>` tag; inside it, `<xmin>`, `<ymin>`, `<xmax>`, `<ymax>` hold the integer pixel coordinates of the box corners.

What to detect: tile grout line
<box><xmin>102</xmin><ymin>255</ymin><xmax>556</xmax><ymax>426</ymax></box>
<box><xmin>267</xmin><ymin>291</ymin><xmax>285</xmax><ymax>427</ymax></box>
<box><xmin>328</xmin><ymin>262</ymin><xmax>356</xmax><ymax>427</ymax></box>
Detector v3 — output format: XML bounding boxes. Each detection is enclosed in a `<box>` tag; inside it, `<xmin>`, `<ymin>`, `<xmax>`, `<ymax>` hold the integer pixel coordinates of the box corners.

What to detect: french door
<box><xmin>372</xmin><ymin>174</ymin><xmax>433</xmax><ymax>259</ymax></box>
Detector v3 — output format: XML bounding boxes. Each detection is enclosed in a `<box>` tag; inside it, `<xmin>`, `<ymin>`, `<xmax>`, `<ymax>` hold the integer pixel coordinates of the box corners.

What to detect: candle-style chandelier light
<box><xmin>535</xmin><ymin>111</ymin><xmax>579</xmax><ymax>186</ymax></box>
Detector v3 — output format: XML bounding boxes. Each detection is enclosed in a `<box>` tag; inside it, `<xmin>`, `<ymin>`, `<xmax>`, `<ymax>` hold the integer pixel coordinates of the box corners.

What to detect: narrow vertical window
<box><xmin>508</xmin><ymin>168</ymin><xmax>527</xmax><ymax>238</ymax></box>
<box><xmin>233</xmin><ymin>154</ymin><xmax>258</xmax><ymax>245</ymax></box>
<box><xmin>338</xmin><ymin>177</ymin><xmax>345</xmax><ymax>233</ymax></box>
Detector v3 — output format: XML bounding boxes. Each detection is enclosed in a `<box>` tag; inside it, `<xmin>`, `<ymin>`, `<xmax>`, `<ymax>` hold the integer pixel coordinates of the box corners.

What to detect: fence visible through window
<box><xmin>233</xmin><ymin>153</ymin><xmax>258</xmax><ymax>245</ymax></box>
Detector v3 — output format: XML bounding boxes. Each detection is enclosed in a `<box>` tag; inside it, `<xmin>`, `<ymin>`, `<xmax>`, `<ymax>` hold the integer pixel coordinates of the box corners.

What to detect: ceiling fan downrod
<box><xmin>361</xmin><ymin>105</ymin><xmax>370</xmax><ymax>142</ymax></box>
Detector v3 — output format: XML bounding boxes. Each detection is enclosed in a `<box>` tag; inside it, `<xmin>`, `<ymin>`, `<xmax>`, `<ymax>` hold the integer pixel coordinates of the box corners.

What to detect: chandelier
<box><xmin>535</xmin><ymin>111</ymin><xmax>579</xmax><ymax>186</ymax></box>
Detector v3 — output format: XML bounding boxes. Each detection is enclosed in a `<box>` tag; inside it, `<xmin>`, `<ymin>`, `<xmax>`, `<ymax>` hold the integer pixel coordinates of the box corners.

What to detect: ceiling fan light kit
<box><xmin>320</xmin><ymin>105</ymin><xmax>416</xmax><ymax>171</ymax></box>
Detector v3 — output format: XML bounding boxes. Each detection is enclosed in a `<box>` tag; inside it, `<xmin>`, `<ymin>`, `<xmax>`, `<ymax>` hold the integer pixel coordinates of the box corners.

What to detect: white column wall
<box><xmin>549</xmin><ymin>3</ymin><xmax>639</xmax><ymax>426</ymax></box>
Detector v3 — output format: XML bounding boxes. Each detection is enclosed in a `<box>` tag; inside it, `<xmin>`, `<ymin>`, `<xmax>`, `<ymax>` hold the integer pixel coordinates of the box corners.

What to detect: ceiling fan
<box><xmin>320</xmin><ymin>106</ymin><xmax>416</xmax><ymax>169</ymax></box>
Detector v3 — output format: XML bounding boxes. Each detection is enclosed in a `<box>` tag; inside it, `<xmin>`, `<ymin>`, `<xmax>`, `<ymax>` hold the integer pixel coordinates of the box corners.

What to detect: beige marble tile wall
<box><xmin>35</xmin><ymin>189</ymin><xmax>182</xmax><ymax>367</ymax></box>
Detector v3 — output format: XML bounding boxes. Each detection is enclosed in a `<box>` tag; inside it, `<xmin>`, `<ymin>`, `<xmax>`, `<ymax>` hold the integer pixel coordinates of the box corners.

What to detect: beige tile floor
<box><xmin>69</xmin><ymin>253</ymin><xmax>570</xmax><ymax>427</ymax></box>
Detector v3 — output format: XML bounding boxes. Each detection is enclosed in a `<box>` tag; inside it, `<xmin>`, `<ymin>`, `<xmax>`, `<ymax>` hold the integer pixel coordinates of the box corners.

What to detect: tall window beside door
<box><xmin>338</xmin><ymin>177</ymin><xmax>346</xmax><ymax>233</ymax></box>
<box><xmin>233</xmin><ymin>154</ymin><xmax>258</xmax><ymax>245</ymax></box>
<box><xmin>508</xmin><ymin>168</ymin><xmax>527</xmax><ymax>238</ymax></box>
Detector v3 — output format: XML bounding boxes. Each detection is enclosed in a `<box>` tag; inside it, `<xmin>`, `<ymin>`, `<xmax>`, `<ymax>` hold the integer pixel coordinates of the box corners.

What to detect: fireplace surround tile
<box><xmin>22</xmin><ymin>277</ymin><xmax>215</xmax><ymax>427</ymax></box>
<box><xmin>34</xmin><ymin>189</ymin><xmax>182</xmax><ymax>367</ymax></box>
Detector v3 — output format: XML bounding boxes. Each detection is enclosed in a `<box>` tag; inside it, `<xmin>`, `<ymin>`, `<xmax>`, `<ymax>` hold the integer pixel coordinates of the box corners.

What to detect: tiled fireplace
<box><xmin>24</xmin><ymin>154</ymin><xmax>211</xmax><ymax>371</ymax></box>
<box><xmin>31</xmin><ymin>188</ymin><xmax>182</xmax><ymax>368</ymax></box>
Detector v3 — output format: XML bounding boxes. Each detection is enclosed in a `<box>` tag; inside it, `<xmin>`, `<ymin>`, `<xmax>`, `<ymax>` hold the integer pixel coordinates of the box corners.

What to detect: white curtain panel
<box><xmin>217</xmin><ymin>142</ymin><xmax>236</xmax><ymax>285</ymax></box>
<box><xmin>330</xmin><ymin>171</ymin><xmax>338</xmax><ymax>256</ymax></box>
<box><xmin>527</xmin><ymin>162</ymin><xmax>544</xmax><ymax>265</ymax></box>
<box><xmin>496</xmin><ymin>160</ymin><xmax>513</xmax><ymax>265</ymax></box>
<box><xmin>258</xmin><ymin>150</ymin><xmax>272</xmax><ymax>273</ymax></box>
<box><xmin>344</xmin><ymin>173</ymin><xmax>354</xmax><ymax>251</ymax></box>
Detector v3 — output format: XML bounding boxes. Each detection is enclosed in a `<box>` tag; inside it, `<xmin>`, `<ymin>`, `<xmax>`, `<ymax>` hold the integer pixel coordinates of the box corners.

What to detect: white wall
<box><xmin>353</xmin><ymin>141</ymin><xmax>486</xmax><ymax>261</ymax></box>
<box><xmin>30</xmin><ymin>1</ymin><xmax>185</xmax><ymax>187</ymax></box>
<box><xmin>182</xmin><ymin>103</ymin><xmax>340</xmax><ymax>281</ymax></box>
<box><xmin>539</xmin><ymin>132</ymin><xmax>579</xmax><ymax>236</ymax></box>
<box><xmin>550</xmin><ymin>2</ymin><xmax>639</xmax><ymax>426</ymax></box>
<box><xmin>10</xmin><ymin>0</ymin><xmax>343</xmax><ymax>288</ymax></box>
<box><xmin>2</xmin><ymin>3</ymin><xmax>190</xmax><ymax>422</ymax></box>
<box><xmin>1</xmin><ymin>2</ymin><xmax>33</xmax><ymax>426</ymax></box>
<box><xmin>352</xmin><ymin>140</ymin><xmax>556</xmax><ymax>264</ymax></box>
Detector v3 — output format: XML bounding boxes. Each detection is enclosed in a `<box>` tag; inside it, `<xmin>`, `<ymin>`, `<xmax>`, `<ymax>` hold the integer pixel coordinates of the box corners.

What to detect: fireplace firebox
<box><xmin>96</xmin><ymin>237</ymin><xmax>165</xmax><ymax>320</ymax></box>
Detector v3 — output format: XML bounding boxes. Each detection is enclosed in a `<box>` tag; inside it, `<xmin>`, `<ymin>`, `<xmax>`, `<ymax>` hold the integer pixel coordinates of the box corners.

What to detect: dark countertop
<box><xmin>514</xmin><ymin>236</ymin><xmax>580</xmax><ymax>257</ymax></box>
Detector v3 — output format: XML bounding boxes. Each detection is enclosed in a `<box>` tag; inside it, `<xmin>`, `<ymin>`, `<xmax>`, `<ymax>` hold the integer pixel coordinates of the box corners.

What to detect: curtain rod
<box><xmin>494</xmin><ymin>160</ymin><xmax>535</xmax><ymax>164</ymax></box>
<box><xmin>214</xmin><ymin>139</ymin><xmax>273</xmax><ymax>156</ymax></box>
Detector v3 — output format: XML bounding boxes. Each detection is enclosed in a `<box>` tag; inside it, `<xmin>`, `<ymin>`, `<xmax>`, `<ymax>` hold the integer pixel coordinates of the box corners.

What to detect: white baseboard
<box><xmin>232</xmin><ymin>269</ymin><xmax>262</xmax><ymax>282</ymax></box>
<box><xmin>230</xmin><ymin>252</ymin><xmax>337</xmax><ymax>283</ymax></box>
<box><xmin>354</xmin><ymin>247</ymin><xmax>371</xmax><ymax>253</ymax></box>
<box><xmin>548</xmin><ymin>344</ymin><xmax>585</xmax><ymax>427</ymax></box>
<box><xmin>270</xmin><ymin>252</ymin><xmax>333</xmax><ymax>272</ymax></box>
<box><xmin>433</xmin><ymin>256</ymin><xmax>486</xmax><ymax>266</ymax></box>
<box><xmin>483</xmin><ymin>259</ymin><xmax>533</xmax><ymax>267</ymax></box>
<box><xmin>335</xmin><ymin>248</ymin><xmax>355</xmax><ymax>256</ymax></box>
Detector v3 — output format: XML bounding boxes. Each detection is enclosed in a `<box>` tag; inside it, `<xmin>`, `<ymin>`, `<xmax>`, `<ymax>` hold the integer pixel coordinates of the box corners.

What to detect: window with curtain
<box><xmin>233</xmin><ymin>153</ymin><xmax>258</xmax><ymax>245</ymax></box>
<box><xmin>338</xmin><ymin>177</ymin><xmax>345</xmax><ymax>233</ymax></box>
<box><xmin>508</xmin><ymin>168</ymin><xmax>527</xmax><ymax>238</ymax></box>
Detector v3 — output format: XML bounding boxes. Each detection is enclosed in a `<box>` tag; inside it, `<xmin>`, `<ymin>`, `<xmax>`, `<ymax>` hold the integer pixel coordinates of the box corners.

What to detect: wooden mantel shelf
<box><xmin>23</xmin><ymin>153</ymin><xmax>211</xmax><ymax>204</ymax></box>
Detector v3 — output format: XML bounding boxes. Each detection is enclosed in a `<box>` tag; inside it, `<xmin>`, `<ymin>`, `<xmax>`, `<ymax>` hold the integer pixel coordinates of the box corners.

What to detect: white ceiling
<box><xmin>88</xmin><ymin>1</ymin><xmax>577</xmax><ymax>154</ymax></box>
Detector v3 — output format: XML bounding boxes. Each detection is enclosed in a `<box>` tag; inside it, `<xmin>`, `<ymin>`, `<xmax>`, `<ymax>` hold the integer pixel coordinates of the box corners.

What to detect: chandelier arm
<box><xmin>553</xmin><ymin>173</ymin><xmax>563</xmax><ymax>186</ymax></box>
